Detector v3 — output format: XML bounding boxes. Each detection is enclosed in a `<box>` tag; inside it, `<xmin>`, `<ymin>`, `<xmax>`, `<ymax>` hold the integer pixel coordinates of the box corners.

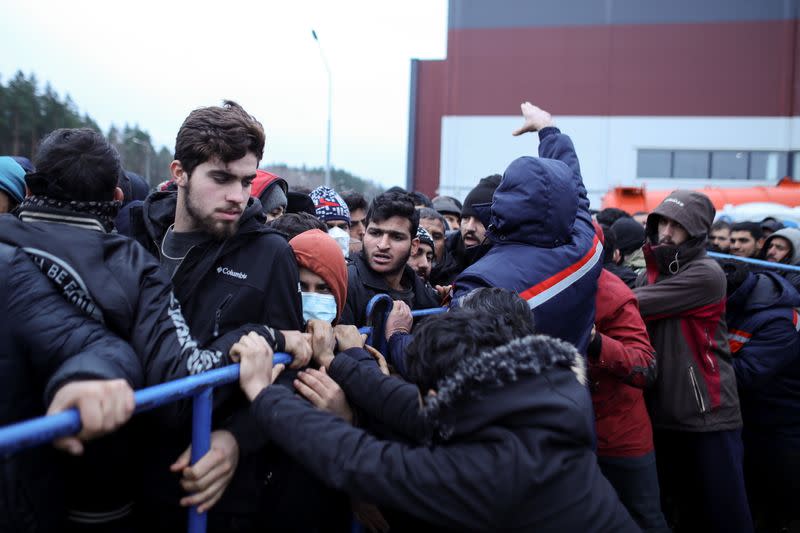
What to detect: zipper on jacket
<box><xmin>704</xmin><ymin>328</ymin><xmax>716</xmax><ymax>372</ymax></box>
<box><xmin>688</xmin><ymin>366</ymin><xmax>707</xmax><ymax>413</ymax></box>
<box><xmin>213</xmin><ymin>294</ymin><xmax>233</xmax><ymax>338</ymax></box>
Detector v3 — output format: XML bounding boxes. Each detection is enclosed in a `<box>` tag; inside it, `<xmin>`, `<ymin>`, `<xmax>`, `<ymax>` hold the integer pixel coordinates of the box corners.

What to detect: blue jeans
<box><xmin>598</xmin><ymin>452</ymin><xmax>670</xmax><ymax>533</ymax></box>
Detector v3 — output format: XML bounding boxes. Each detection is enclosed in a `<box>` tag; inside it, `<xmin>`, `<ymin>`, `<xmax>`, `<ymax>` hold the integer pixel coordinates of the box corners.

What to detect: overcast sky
<box><xmin>0</xmin><ymin>0</ymin><xmax>448</xmax><ymax>188</ymax></box>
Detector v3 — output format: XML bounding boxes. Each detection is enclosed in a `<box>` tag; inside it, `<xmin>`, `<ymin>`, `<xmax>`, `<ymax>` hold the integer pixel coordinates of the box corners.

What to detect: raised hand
<box><xmin>512</xmin><ymin>101</ymin><xmax>554</xmax><ymax>136</ymax></box>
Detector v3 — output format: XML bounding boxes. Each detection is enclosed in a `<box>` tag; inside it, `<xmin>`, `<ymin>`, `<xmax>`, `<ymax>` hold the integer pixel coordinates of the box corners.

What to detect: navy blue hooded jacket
<box><xmin>726</xmin><ymin>271</ymin><xmax>800</xmax><ymax>439</ymax></box>
<box><xmin>453</xmin><ymin>128</ymin><xmax>602</xmax><ymax>354</ymax></box>
<box><xmin>0</xmin><ymin>243</ymin><xmax>141</xmax><ymax>533</ymax></box>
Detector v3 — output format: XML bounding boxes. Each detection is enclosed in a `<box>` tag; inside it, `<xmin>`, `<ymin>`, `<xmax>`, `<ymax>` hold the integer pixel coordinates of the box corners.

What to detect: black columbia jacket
<box><xmin>127</xmin><ymin>191</ymin><xmax>302</xmax><ymax>345</ymax></box>
<box><xmin>0</xmin><ymin>243</ymin><xmax>141</xmax><ymax>533</ymax></box>
<box><xmin>127</xmin><ymin>192</ymin><xmax>318</xmax><ymax>526</ymax></box>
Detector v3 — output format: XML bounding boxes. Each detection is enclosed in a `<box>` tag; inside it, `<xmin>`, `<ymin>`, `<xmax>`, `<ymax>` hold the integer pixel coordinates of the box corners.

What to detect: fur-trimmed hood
<box><xmin>422</xmin><ymin>334</ymin><xmax>587</xmax><ymax>440</ymax></box>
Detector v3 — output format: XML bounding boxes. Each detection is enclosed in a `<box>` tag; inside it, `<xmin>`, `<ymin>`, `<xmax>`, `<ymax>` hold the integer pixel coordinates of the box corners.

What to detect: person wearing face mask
<box><xmin>289</xmin><ymin>229</ymin><xmax>348</xmax><ymax>324</ymax></box>
<box><xmin>310</xmin><ymin>186</ymin><xmax>352</xmax><ymax>259</ymax></box>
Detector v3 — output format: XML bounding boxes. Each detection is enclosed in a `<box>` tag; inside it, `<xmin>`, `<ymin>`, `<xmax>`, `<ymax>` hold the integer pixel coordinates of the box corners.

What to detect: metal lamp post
<box><xmin>312</xmin><ymin>29</ymin><xmax>332</xmax><ymax>188</ymax></box>
<box><xmin>130</xmin><ymin>137</ymin><xmax>152</xmax><ymax>184</ymax></box>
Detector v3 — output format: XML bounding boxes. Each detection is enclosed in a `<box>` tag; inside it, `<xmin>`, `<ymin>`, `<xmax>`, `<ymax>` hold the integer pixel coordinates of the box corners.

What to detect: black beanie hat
<box><xmin>611</xmin><ymin>217</ymin><xmax>646</xmax><ymax>256</ymax></box>
<box><xmin>462</xmin><ymin>174</ymin><xmax>502</xmax><ymax>218</ymax></box>
<box><xmin>719</xmin><ymin>259</ymin><xmax>750</xmax><ymax>297</ymax></box>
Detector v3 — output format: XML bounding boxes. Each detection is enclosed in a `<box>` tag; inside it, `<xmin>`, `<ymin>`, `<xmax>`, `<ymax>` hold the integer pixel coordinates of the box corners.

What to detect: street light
<box><xmin>312</xmin><ymin>29</ymin><xmax>332</xmax><ymax>188</ymax></box>
<box><xmin>130</xmin><ymin>137</ymin><xmax>152</xmax><ymax>184</ymax></box>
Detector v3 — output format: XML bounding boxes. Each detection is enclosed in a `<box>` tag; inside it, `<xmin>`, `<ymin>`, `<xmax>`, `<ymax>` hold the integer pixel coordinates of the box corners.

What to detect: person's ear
<box><xmin>113</xmin><ymin>187</ymin><xmax>124</xmax><ymax>202</ymax></box>
<box><xmin>411</xmin><ymin>237</ymin><xmax>420</xmax><ymax>254</ymax></box>
<box><xmin>25</xmin><ymin>185</ymin><xmax>32</xmax><ymax>198</ymax></box>
<box><xmin>170</xmin><ymin>160</ymin><xmax>188</xmax><ymax>187</ymax></box>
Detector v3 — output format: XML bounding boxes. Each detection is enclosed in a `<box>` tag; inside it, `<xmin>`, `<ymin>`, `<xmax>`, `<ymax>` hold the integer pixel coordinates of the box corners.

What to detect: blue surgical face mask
<box><xmin>302</xmin><ymin>292</ymin><xmax>338</xmax><ymax>323</ymax></box>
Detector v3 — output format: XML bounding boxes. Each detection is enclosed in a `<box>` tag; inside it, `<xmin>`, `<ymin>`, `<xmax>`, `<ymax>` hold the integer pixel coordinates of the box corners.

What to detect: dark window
<box><xmin>638</xmin><ymin>149</ymin><xmax>790</xmax><ymax>181</ymax></box>
<box><xmin>673</xmin><ymin>151</ymin><xmax>709</xmax><ymax>179</ymax></box>
<box><xmin>750</xmin><ymin>152</ymin><xmax>788</xmax><ymax>180</ymax></box>
<box><xmin>711</xmin><ymin>151</ymin><xmax>748</xmax><ymax>180</ymax></box>
<box><xmin>637</xmin><ymin>150</ymin><xmax>672</xmax><ymax>178</ymax></box>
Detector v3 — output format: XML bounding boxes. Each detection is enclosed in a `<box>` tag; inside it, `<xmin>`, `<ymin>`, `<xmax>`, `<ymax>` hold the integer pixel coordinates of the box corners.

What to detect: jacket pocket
<box><xmin>688</xmin><ymin>366</ymin><xmax>708</xmax><ymax>414</ymax></box>
<box><xmin>212</xmin><ymin>294</ymin><xmax>233</xmax><ymax>338</ymax></box>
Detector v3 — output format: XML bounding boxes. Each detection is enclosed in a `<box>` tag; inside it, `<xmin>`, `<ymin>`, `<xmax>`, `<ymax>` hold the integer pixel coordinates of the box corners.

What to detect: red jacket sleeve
<box><xmin>591</xmin><ymin>272</ymin><xmax>657</xmax><ymax>388</ymax></box>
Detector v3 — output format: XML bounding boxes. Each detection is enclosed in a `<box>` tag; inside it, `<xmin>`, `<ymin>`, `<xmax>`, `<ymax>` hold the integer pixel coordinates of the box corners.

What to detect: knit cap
<box><xmin>610</xmin><ymin>217</ymin><xmax>646</xmax><ymax>256</ymax></box>
<box><xmin>462</xmin><ymin>174</ymin><xmax>502</xmax><ymax>218</ymax></box>
<box><xmin>0</xmin><ymin>156</ymin><xmax>26</xmax><ymax>204</ymax></box>
<box><xmin>310</xmin><ymin>186</ymin><xmax>350</xmax><ymax>224</ymax></box>
<box><xmin>417</xmin><ymin>226</ymin><xmax>434</xmax><ymax>249</ymax></box>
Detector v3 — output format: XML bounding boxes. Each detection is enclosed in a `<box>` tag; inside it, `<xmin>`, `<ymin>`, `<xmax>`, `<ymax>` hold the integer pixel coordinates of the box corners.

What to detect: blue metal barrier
<box><xmin>0</xmin><ymin>299</ymin><xmax>447</xmax><ymax>532</ymax></box>
<box><xmin>0</xmin><ymin>352</ymin><xmax>292</xmax><ymax>533</ymax></box>
<box><xmin>708</xmin><ymin>251</ymin><xmax>800</xmax><ymax>273</ymax></box>
<box><xmin>363</xmin><ymin>294</ymin><xmax>447</xmax><ymax>352</ymax></box>
<box><xmin>365</xmin><ymin>294</ymin><xmax>394</xmax><ymax>354</ymax></box>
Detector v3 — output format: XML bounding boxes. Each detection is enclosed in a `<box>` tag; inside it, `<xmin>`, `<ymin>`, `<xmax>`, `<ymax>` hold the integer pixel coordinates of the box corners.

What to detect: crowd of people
<box><xmin>0</xmin><ymin>99</ymin><xmax>797</xmax><ymax>533</ymax></box>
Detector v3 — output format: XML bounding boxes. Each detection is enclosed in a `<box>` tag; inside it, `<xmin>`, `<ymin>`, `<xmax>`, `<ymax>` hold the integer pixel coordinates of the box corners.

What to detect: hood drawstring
<box><xmin>668</xmin><ymin>251</ymin><xmax>680</xmax><ymax>275</ymax></box>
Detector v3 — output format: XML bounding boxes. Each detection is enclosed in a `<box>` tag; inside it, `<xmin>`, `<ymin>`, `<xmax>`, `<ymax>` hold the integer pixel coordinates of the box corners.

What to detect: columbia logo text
<box><xmin>217</xmin><ymin>267</ymin><xmax>248</xmax><ymax>280</ymax></box>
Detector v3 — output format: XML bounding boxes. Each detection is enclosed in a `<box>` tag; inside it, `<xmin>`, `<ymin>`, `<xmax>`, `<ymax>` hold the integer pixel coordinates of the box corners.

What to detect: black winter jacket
<box><xmin>0</xmin><ymin>211</ymin><xmax>280</xmax><ymax>389</ymax></box>
<box><xmin>127</xmin><ymin>192</ymin><xmax>318</xmax><ymax>524</ymax></box>
<box><xmin>127</xmin><ymin>191</ymin><xmax>302</xmax><ymax>344</ymax></box>
<box><xmin>341</xmin><ymin>252</ymin><xmax>440</xmax><ymax>327</ymax></box>
<box><xmin>604</xmin><ymin>261</ymin><xmax>638</xmax><ymax>289</ymax></box>
<box><xmin>0</xmin><ymin>243</ymin><xmax>141</xmax><ymax>533</ymax></box>
<box><xmin>250</xmin><ymin>335</ymin><xmax>638</xmax><ymax>532</ymax></box>
<box><xmin>0</xmin><ymin>208</ymin><xmax>281</xmax><ymax>525</ymax></box>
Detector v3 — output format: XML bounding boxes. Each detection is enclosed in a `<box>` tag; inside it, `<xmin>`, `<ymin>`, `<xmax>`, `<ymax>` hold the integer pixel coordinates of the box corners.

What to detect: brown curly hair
<box><xmin>174</xmin><ymin>100</ymin><xmax>265</xmax><ymax>178</ymax></box>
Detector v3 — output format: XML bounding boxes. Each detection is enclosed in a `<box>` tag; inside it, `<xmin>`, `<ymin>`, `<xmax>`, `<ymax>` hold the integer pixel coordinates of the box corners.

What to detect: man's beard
<box><xmin>185</xmin><ymin>183</ymin><xmax>239</xmax><ymax>241</ymax></box>
<box><xmin>463</xmin><ymin>230</ymin><xmax>483</xmax><ymax>247</ymax></box>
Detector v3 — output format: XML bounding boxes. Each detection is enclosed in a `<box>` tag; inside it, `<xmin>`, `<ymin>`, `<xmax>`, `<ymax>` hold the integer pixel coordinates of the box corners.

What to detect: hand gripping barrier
<box><xmin>363</xmin><ymin>294</ymin><xmax>447</xmax><ymax>352</ymax></box>
<box><xmin>0</xmin><ymin>353</ymin><xmax>292</xmax><ymax>533</ymax></box>
<box><xmin>0</xmin><ymin>297</ymin><xmax>447</xmax><ymax>533</ymax></box>
<box><xmin>707</xmin><ymin>251</ymin><xmax>800</xmax><ymax>273</ymax></box>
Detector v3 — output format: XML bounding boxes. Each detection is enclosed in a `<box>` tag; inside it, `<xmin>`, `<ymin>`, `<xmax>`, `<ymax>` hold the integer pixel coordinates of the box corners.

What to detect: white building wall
<box><xmin>439</xmin><ymin>115</ymin><xmax>800</xmax><ymax>207</ymax></box>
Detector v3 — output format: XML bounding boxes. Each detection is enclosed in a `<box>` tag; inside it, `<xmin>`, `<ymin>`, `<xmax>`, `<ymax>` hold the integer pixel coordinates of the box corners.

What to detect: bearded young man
<box><xmin>127</xmin><ymin>101</ymin><xmax>326</xmax><ymax>532</ymax></box>
<box><xmin>340</xmin><ymin>191</ymin><xmax>439</xmax><ymax>327</ymax></box>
